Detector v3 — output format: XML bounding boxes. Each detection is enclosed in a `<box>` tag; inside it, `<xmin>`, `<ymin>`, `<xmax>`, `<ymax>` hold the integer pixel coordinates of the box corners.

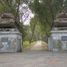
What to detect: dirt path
<box><xmin>30</xmin><ymin>41</ymin><xmax>48</xmax><ymax>50</ymax></box>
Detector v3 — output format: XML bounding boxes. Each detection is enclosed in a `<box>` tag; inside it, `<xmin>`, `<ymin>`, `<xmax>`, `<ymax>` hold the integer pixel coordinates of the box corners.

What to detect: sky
<box><xmin>19</xmin><ymin>3</ymin><xmax>34</xmax><ymax>26</ymax></box>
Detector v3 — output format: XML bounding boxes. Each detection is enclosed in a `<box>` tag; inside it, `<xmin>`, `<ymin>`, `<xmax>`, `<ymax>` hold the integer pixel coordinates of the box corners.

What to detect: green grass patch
<box><xmin>23</xmin><ymin>41</ymin><xmax>31</xmax><ymax>49</ymax></box>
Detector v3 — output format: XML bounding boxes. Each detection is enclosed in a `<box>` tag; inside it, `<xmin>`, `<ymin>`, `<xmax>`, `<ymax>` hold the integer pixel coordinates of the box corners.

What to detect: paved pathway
<box><xmin>0</xmin><ymin>51</ymin><xmax>67</xmax><ymax>67</ymax></box>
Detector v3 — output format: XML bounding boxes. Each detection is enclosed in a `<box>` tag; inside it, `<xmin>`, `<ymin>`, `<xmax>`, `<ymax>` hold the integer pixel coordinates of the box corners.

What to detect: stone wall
<box><xmin>48</xmin><ymin>30</ymin><xmax>67</xmax><ymax>51</ymax></box>
<box><xmin>0</xmin><ymin>31</ymin><xmax>22</xmax><ymax>52</ymax></box>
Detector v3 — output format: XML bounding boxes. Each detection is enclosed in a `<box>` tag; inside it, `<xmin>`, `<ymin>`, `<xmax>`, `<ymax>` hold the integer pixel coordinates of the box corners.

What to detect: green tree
<box><xmin>29</xmin><ymin>0</ymin><xmax>63</xmax><ymax>35</ymax></box>
<box><xmin>28</xmin><ymin>0</ymin><xmax>64</xmax><ymax>43</ymax></box>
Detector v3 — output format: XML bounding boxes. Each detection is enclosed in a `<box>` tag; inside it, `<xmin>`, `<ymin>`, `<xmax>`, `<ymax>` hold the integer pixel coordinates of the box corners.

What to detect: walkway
<box><xmin>0</xmin><ymin>51</ymin><xmax>67</xmax><ymax>67</ymax></box>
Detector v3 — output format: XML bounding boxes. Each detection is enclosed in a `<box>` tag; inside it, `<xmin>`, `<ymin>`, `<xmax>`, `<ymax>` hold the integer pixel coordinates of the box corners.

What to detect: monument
<box><xmin>48</xmin><ymin>12</ymin><xmax>67</xmax><ymax>51</ymax></box>
<box><xmin>0</xmin><ymin>13</ymin><xmax>22</xmax><ymax>52</ymax></box>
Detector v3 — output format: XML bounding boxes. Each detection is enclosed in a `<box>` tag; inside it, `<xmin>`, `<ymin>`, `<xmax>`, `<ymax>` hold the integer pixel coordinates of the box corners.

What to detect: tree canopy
<box><xmin>29</xmin><ymin>0</ymin><xmax>64</xmax><ymax>34</ymax></box>
<box><xmin>0</xmin><ymin>0</ymin><xmax>66</xmax><ymax>42</ymax></box>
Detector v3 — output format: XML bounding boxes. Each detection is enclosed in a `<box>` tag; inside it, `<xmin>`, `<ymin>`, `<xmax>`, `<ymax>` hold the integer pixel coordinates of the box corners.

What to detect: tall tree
<box><xmin>27</xmin><ymin>0</ymin><xmax>64</xmax><ymax>43</ymax></box>
<box><xmin>29</xmin><ymin>0</ymin><xmax>63</xmax><ymax>35</ymax></box>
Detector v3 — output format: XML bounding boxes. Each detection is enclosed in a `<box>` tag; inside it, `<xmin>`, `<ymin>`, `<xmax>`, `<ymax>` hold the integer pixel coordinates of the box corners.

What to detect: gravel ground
<box><xmin>0</xmin><ymin>51</ymin><xmax>67</xmax><ymax>67</ymax></box>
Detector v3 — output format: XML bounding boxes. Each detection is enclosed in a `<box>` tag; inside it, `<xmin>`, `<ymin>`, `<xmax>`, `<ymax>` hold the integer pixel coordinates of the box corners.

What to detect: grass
<box><xmin>23</xmin><ymin>41</ymin><xmax>31</xmax><ymax>49</ymax></box>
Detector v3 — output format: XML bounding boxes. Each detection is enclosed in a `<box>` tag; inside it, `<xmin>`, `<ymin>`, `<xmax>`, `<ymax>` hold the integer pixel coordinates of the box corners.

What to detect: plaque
<box><xmin>62</xmin><ymin>36</ymin><xmax>67</xmax><ymax>41</ymax></box>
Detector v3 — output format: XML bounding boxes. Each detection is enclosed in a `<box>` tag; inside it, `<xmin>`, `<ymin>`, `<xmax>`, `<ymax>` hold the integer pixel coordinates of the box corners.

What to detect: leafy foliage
<box><xmin>29</xmin><ymin>0</ymin><xmax>64</xmax><ymax>36</ymax></box>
